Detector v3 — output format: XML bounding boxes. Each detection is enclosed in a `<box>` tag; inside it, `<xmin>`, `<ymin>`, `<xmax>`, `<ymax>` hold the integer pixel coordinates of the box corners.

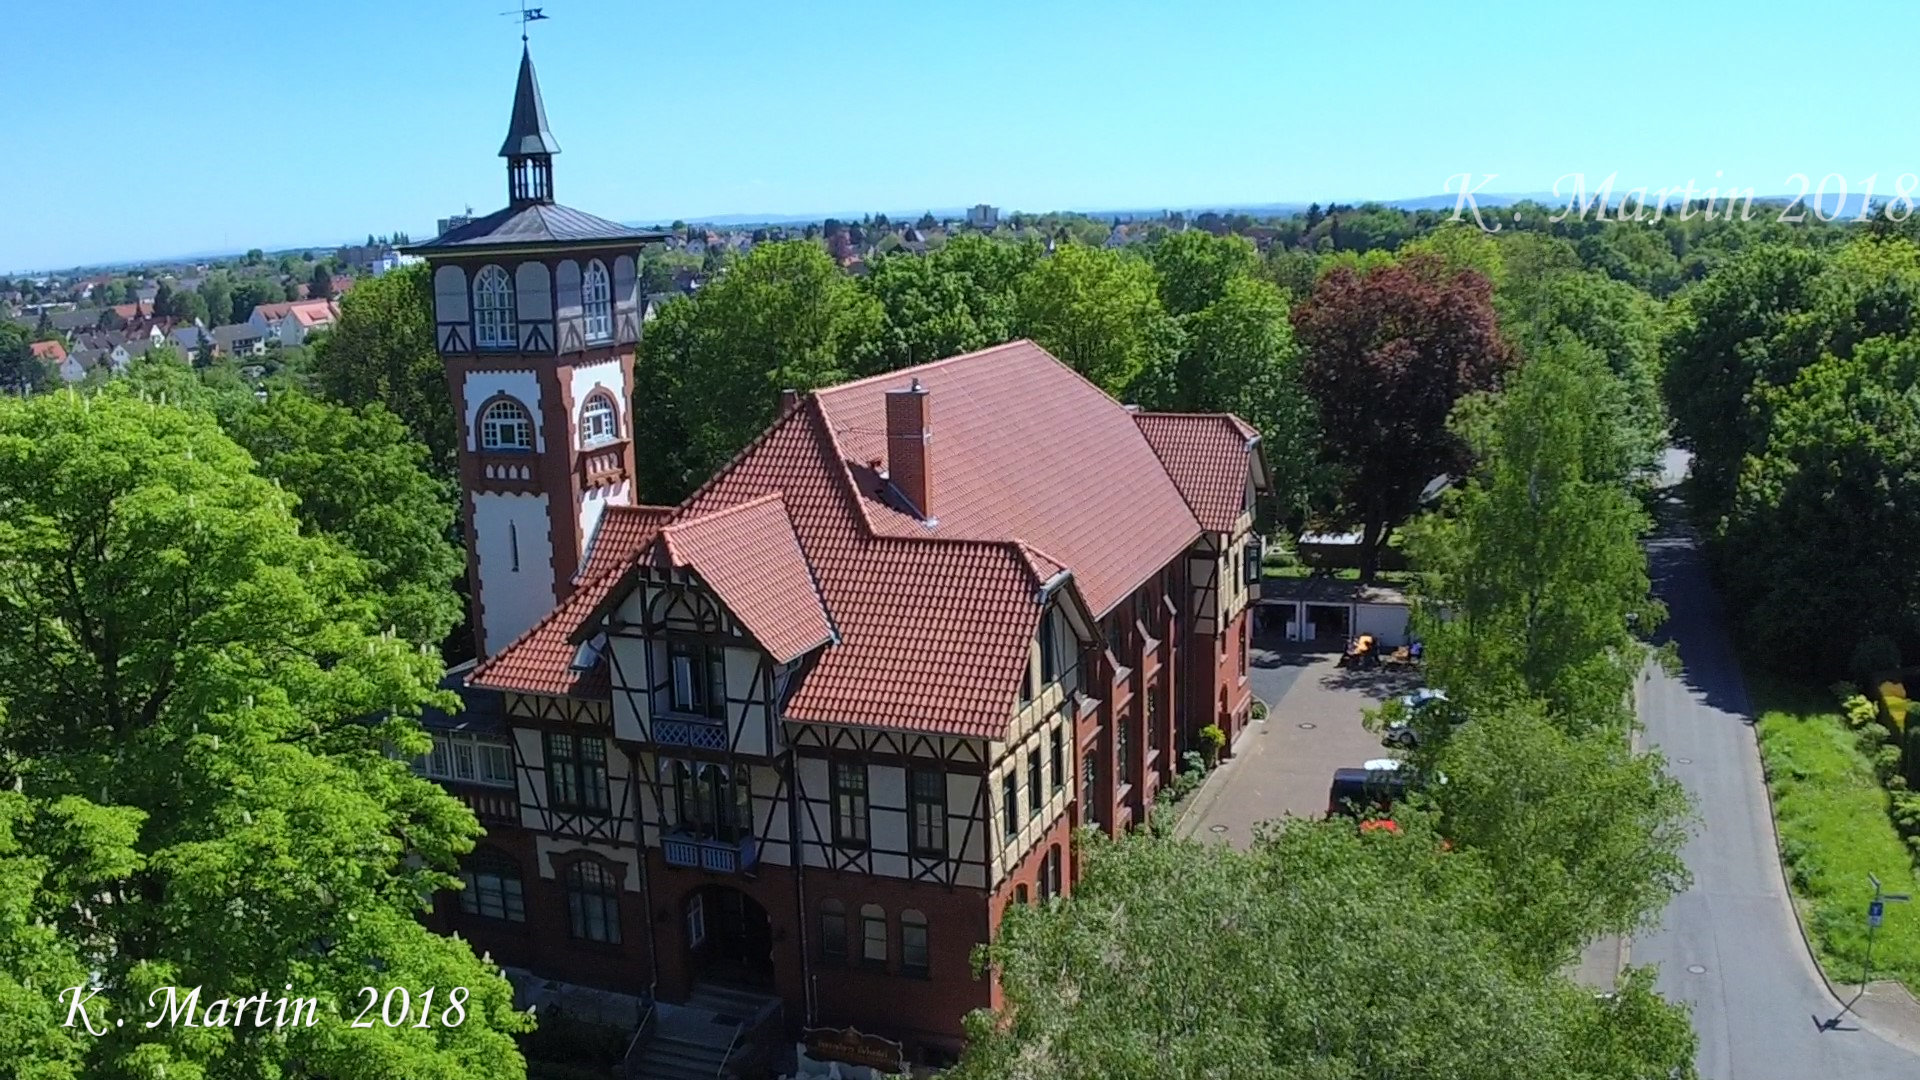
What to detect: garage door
<box><xmin>1354</xmin><ymin>603</ymin><xmax>1409</xmax><ymax>647</ymax></box>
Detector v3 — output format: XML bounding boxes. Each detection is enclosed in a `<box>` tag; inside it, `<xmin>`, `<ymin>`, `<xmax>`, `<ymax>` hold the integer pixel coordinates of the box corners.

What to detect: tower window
<box><xmin>580</xmin><ymin>393</ymin><xmax>617</xmax><ymax>447</ymax></box>
<box><xmin>583</xmin><ymin>259</ymin><xmax>612</xmax><ymax>343</ymax></box>
<box><xmin>480</xmin><ymin>398</ymin><xmax>533</xmax><ymax>451</ymax></box>
<box><xmin>473</xmin><ymin>264</ymin><xmax>517</xmax><ymax>349</ymax></box>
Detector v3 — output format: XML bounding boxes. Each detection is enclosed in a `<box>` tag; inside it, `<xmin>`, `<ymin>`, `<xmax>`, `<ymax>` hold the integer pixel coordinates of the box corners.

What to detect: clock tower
<box><xmin>407</xmin><ymin>46</ymin><xmax>665</xmax><ymax>658</ymax></box>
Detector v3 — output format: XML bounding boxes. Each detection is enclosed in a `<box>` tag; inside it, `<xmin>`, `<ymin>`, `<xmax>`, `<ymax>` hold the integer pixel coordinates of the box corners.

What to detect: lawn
<box><xmin>1751</xmin><ymin>675</ymin><xmax>1920</xmax><ymax>994</ymax></box>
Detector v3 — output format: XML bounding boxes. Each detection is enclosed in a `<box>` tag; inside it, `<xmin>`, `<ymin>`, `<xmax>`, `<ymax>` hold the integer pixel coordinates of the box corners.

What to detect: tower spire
<box><xmin>500</xmin><ymin>45</ymin><xmax>559</xmax><ymax>207</ymax></box>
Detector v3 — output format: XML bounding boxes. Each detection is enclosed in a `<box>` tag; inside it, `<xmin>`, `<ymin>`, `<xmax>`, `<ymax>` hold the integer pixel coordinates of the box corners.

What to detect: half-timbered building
<box><xmin>408</xmin><ymin>45</ymin><xmax>1269</xmax><ymax>1074</ymax></box>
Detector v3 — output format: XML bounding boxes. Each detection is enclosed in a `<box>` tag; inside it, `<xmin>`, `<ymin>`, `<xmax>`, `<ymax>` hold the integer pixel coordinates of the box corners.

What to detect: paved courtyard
<box><xmin>1179</xmin><ymin>639</ymin><xmax>1422</xmax><ymax>847</ymax></box>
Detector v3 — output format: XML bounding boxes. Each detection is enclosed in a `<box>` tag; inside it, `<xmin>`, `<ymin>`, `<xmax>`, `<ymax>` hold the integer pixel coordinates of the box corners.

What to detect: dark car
<box><xmin>1327</xmin><ymin>762</ymin><xmax>1409</xmax><ymax>818</ymax></box>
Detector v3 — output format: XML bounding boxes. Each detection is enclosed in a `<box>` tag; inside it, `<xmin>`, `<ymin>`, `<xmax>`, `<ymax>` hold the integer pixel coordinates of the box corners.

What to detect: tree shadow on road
<box><xmin>1319</xmin><ymin>665</ymin><xmax>1424</xmax><ymax>701</ymax></box>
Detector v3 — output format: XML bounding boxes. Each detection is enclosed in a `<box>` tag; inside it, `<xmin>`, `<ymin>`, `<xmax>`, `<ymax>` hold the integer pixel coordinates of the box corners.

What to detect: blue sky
<box><xmin>2</xmin><ymin>0</ymin><xmax>1912</xmax><ymax>271</ymax></box>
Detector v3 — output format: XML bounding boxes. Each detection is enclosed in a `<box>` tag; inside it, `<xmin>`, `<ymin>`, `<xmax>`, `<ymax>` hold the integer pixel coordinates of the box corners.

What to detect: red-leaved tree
<box><xmin>1292</xmin><ymin>254</ymin><xmax>1512</xmax><ymax>579</ymax></box>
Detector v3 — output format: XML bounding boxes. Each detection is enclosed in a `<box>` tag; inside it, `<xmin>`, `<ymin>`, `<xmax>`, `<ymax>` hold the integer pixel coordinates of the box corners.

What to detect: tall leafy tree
<box><xmin>1135</xmin><ymin>275</ymin><xmax>1320</xmax><ymax>515</ymax></box>
<box><xmin>224</xmin><ymin>388</ymin><xmax>465</xmax><ymax>648</ymax></box>
<box><xmin>1719</xmin><ymin>341</ymin><xmax>1920</xmax><ymax>675</ymax></box>
<box><xmin>309</xmin><ymin>263</ymin><xmax>336</xmax><ymax>300</ymax></box>
<box><xmin>954</xmin><ymin>823</ymin><xmax>1696</xmax><ymax>1080</ymax></box>
<box><xmin>1147</xmin><ymin>230</ymin><xmax>1260</xmax><ymax>317</ymax></box>
<box><xmin>859</xmin><ymin>233</ymin><xmax>1037</xmax><ymax>373</ymax></box>
<box><xmin>632</xmin><ymin>241</ymin><xmax>883</xmax><ymax>502</ymax></box>
<box><xmin>1015</xmin><ymin>244</ymin><xmax>1176</xmax><ymax>397</ymax></box>
<box><xmin>1421</xmin><ymin>701</ymin><xmax>1692</xmax><ymax>973</ymax></box>
<box><xmin>0</xmin><ymin>322</ymin><xmax>50</xmax><ymax>395</ymax></box>
<box><xmin>1292</xmin><ymin>253</ymin><xmax>1512</xmax><ymax>578</ymax></box>
<box><xmin>310</xmin><ymin>263</ymin><xmax>455</xmax><ymax>481</ymax></box>
<box><xmin>0</xmin><ymin>393</ymin><xmax>528</xmax><ymax>1079</ymax></box>
<box><xmin>1405</xmin><ymin>342</ymin><xmax>1661</xmax><ymax>724</ymax></box>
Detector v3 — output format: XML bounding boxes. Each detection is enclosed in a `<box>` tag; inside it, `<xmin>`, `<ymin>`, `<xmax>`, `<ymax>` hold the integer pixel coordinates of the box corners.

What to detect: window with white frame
<box><xmin>583</xmin><ymin>259</ymin><xmax>612</xmax><ymax>343</ymax></box>
<box><xmin>473</xmin><ymin>264</ymin><xmax>517</xmax><ymax>348</ymax></box>
<box><xmin>479</xmin><ymin>398</ymin><xmax>533</xmax><ymax>451</ymax></box>
<box><xmin>415</xmin><ymin>732</ymin><xmax>514</xmax><ymax>787</ymax></box>
<box><xmin>580</xmin><ymin>393</ymin><xmax>617</xmax><ymax>447</ymax></box>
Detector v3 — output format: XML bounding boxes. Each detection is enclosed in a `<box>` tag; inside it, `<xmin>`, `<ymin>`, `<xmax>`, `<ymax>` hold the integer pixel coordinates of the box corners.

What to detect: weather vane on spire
<box><xmin>500</xmin><ymin>2</ymin><xmax>549</xmax><ymax>44</ymax></box>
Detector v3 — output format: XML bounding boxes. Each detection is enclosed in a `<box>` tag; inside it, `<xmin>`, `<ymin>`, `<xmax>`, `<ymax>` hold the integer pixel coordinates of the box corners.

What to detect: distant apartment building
<box><xmin>966</xmin><ymin>203</ymin><xmax>999</xmax><ymax>230</ymax></box>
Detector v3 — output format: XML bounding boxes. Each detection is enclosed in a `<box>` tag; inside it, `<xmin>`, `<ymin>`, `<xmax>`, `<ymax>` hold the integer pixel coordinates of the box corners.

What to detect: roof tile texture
<box><xmin>1132</xmin><ymin>412</ymin><xmax>1257</xmax><ymax>533</ymax></box>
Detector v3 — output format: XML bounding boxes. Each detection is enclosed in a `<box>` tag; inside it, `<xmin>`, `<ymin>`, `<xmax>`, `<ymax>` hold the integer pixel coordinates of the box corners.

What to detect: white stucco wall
<box><xmin>473</xmin><ymin>491</ymin><xmax>557</xmax><ymax>654</ymax></box>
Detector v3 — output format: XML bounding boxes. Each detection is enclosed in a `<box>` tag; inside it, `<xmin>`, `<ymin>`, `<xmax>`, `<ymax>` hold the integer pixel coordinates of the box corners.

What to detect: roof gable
<box><xmin>1132</xmin><ymin>412</ymin><xmax>1261</xmax><ymax>533</ymax></box>
<box><xmin>650</xmin><ymin>493</ymin><xmax>835</xmax><ymax>665</ymax></box>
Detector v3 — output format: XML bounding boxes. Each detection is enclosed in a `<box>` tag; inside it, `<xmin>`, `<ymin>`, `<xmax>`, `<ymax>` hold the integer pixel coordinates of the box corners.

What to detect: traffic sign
<box><xmin>1870</xmin><ymin>900</ymin><xmax>1885</xmax><ymax>928</ymax></box>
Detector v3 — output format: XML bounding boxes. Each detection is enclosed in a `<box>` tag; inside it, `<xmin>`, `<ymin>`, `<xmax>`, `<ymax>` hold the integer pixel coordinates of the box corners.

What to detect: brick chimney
<box><xmin>885</xmin><ymin>378</ymin><xmax>932</xmax><ymax>520</ymax></box>
<box><xmin>778</xmin><ymin>387</ymin><xmax>801</xmax><ymax>418</ymax></box>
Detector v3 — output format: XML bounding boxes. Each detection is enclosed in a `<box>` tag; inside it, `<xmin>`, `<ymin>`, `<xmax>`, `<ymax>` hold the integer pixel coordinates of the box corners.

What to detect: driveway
<box><xmin>1179</xmin><ymin>643</ymin><xmax>1420</xmax><ymax>847</ymax></box>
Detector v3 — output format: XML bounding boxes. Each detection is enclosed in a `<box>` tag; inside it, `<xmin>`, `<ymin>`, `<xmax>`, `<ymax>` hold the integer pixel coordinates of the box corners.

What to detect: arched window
<box><xmin>583</xmin><ymin>259</ymin><xmax>612</xmax><ymax>343</ymax></box>
<box><xmin>860</xmin><ymin>903</ymin><xmax>887</xmax><ymax>966</ymax></box>
<box><xmin>480</xmin><ymin>398</ymin><xmax>533</xmax><ymax>451</ymax></box>
<box><xmin>580</xmin><ymin>393</ymin><xmax>617</xmax><ymax>447</ymax></box>
<box><xmin>901</xmin><ymin>909</ymin><xmax>929</xmax><ymax>978</ymax></box>
<box><xmin>565</xmin><ymin>860</ymin><xmax>621</xmax><ymax>944</ymax></box>
<box><xmin>458</xmin><ymin>848</ymin><xmax>526</xmax><ymax>922</ymax></box>
<box><xmin>819</xmin><ymin>899</ymin><xmax>847</xmax><ymax>964</ymax></box>
<box><xmin>473</xmin><ymin>264</ymin><xmax>517</xmax><ymax>349</ymax></box>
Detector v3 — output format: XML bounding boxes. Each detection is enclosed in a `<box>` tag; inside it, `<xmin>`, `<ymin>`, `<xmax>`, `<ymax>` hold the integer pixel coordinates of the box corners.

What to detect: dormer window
<box><xmin>480</xmin><ymin>398</ymin><xmax>534</xmax><ymax>451</ymax></box>
<box><xmin>583</xmin><ymin>259</ymin><xmax>612</xmax><ymax>343</ymax></box>
<box><xmin>473</xmin><ymin>264</ymin><xmax>517</xmax><ymax>349</ymax></box>
<box><xmin>580</xmin><ymin>393</ymin><xmax>617</xmax><ymax>447</ymax></box>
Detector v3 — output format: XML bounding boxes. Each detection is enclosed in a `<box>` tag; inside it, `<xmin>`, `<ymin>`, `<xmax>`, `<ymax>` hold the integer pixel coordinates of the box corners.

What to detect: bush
<box><xmin>1251</xmin><ymin>700</ymin><xmax>1269</xmax><ymax>721</ymax></box>
<box><xmin>1880</xmin><ymin>680</ymin><xmax>1910</xmax><ymax>735</ymax></box>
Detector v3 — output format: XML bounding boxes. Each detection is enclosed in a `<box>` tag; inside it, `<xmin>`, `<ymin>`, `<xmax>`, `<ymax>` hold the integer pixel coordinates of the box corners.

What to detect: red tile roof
<box><xmin>813</xmin><ymin>341</ymin><xmax>1202</xmax><ymax>616</ymax></box>
<box><xmin>653</xmin><ymin>493</ymin><xmax>835</xmax><ymax>665</ymax></box>
<box><xmin>1132</xmin><ymin>412</ymin><xmax>1259</xmax><ymax>533</ymax></box>
<box><xmin>469</xmin><ymin>504</ymin><xmax>674</xmax><ymax>698</ymax></box>
<box><xmin>472</xmin><ymin>341</ymin><xmax>1251</xmax><ymax>739</ymax></box>
<box><xmin>29</xmin><ymin>340</ymin><xmax>67</xmax><ymax>362</ymax></box>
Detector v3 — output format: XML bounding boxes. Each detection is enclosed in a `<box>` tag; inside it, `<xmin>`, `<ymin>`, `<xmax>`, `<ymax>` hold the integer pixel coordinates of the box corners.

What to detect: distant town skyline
<box><xmin>2</xmin><ymin>0</ymin><xmax>1911</xmax><ymax>271</ymax></box>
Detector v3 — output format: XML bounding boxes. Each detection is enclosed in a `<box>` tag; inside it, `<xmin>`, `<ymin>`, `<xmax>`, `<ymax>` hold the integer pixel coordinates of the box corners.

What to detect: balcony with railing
<box><xmin>652</xmin><ymin>716</ymin><xmax>728</xmax><ymax>750</ymax></box>
<box><xmin>661</xmin><ymin>832</ymin><xmax>760</xmax><ymax>874</ymax></box>
<box><xmin>455</xmin><ymin>787</ymin><xmax>520</xmax><ymax>829</ymax></box>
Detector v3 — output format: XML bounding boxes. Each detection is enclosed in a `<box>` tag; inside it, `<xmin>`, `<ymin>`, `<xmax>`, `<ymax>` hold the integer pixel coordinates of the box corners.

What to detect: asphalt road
<box><xmin>1635</xmin><ymin>476</ymin><xmax>1918</xmax><ymax>1078</ymax></box>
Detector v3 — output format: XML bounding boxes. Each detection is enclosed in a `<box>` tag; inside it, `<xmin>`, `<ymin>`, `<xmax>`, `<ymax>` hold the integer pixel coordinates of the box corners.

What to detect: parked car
<box><xmin>1327</xmin><ymin>760</ymin><xmax>1409</xmax><ymax>818</ymax></box>
<box><xmin>1381</xmin><ymin>688</ymin><xmax>1456</xmax><ymax>748</ymax></box>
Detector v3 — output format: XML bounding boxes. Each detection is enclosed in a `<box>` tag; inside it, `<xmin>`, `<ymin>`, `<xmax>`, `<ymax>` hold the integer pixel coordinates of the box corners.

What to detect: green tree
<box><xmin>1146</xmin><ymin>230</ymin><xmax>1260</xmax><ymax>317</ymax></box>
<box><xmin>1405</xmin><ymin>342</ymin><xmax>1661</xmax><ymax>724</ymax></box>
<box><xmin>1015</xmin><ymin>244</ymin><xmax>1176</xmax><ymax>397</ymax></box>
<box><xmin>1135</xmin><ymin>275</ymin><xmax>1320</xmax><ymax>515</ymax></box>
<box><xmin>0</xmin><ymin>322</ymin><xmax>51</xmax><ymax>394</ymax></box>
<box><xmin>859</xmin><ymin>233</ymin><xmax>1036</xmax><ymax>372</ymax></box>
<box><xmin>309</xmin><ymin>263</ymin><xmax>336</xmax><ymax>300</ymax></box>
<box><xmin>228</xmin><ymin>279</ymin><xmax>284</xmax><ymax>324</ymax></box>
<box><xmin>1422</xmin><ymin>701</ymin><xmax>1692</xmax><ymax>972</ymax></box>
<box><xmin>955</xmin><ymin>823</ymin><xmax>1696</xmax><ymax>1080</ymax></box>
<box><xmin>198</xmin><ymin>275</ymin><xmax>233</xmax><ymax>329</ymax></box>
<box><xmin>1720</xmin><ymin>342</ymin><xmax>1920</xmax><ymax>675</ymax></box>
<box><xmin>632</xmin><ymin>241</ymin><xmax>883</xmax><ymax>502</ymax></box>
<box><xmin>310</xmin><ymin>263</ymin><xmax>455</xmax><ymax>480</ymax></box>
<box><xmin>1292</xmin><ymin>254</ymin><xmax>1512</xmax><ymax>578</ymax></box>
<box><xmin>0</xmin><ymin>393</ymin><xmax>529</xmax><ymax>1079</ymax></box>
<box><xmin>223</xmin><ymin>388</ymin><xmax>465</xmax><ymax>648</ymax></box>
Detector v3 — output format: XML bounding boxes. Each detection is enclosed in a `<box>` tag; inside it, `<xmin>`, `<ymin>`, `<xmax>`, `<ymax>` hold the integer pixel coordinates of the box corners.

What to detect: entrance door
<box><xmin>686</xmin><ymin>885</ymin><xmax>774</xmax><ymax>989</ymax></box>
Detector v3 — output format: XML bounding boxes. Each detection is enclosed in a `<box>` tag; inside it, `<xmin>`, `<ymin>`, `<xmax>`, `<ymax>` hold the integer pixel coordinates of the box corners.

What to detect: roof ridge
<box><xmin>663</xmin><ymin>490</ymin><xmax>786</xmax><ymax>537</ymax></box>
<box><xmin>811</xmin><ymin>338</ymin><xmax>1037</xmax><ymax>399</ymax></box>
